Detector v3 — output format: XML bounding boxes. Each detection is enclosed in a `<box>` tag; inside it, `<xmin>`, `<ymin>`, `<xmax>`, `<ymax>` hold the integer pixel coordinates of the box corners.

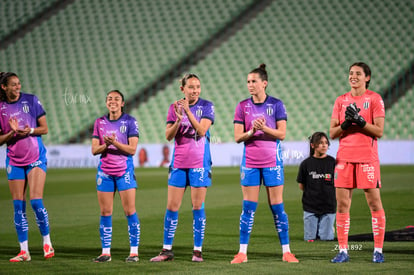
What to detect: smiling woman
<box><xmin>91</xmin><ymin>89</ymin><xmax>140</xmax><ymax>263</ymax></box>
<box><xmin>329</xmin><ymin>62</ymin><xmax>386</xmax><ymax>264</ymax></box>
<box><xmin>0</xmin><ymin>72</ymin><xmax>54</xmax><ymax>262</ymax></box>
<box><xmin>150</xmin><ymin>74</ymin><xmax>215</xmax><ymax>263</ymax></box>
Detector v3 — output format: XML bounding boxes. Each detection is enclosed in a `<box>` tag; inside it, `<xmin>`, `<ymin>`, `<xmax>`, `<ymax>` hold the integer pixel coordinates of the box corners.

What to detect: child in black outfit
<box><xmin>297</xmin><ymin>132</ymin><xmax>336</xmax><ymax>242</ymax></box>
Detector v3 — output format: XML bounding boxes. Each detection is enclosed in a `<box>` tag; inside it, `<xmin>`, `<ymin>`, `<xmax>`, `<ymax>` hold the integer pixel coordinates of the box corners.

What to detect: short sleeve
<box><xmin>92</xmin><ymin>119</ymin><xmax>100</xmax><ymax>139</ymax></box>
<box><xmin>128</xmin><ymin>116</ymin><xmax>139</xmax><ymax>138</ymax></box>
<box><xmin>201</xmin><ymin>102</ymin><xmax>215</xmax><ymax>123</ymax></box>
<box><xmin>166</xmin><ymin>104</ymin><xmax>176</xmax><ymax>124</ymax></box>
<box><xmin>275</xmin><ymin>100</ymin><xmax>287</xmax><ymax>121</ymax></box>
<box><xmin>233</xmin><ymin>103</ymin><xmax>244</xmax><ymax>124</ymax></box>
<box><xmin>372</xmin><ymin>94</ymin><xmax>385</xmax><ymax>119</ymax></box>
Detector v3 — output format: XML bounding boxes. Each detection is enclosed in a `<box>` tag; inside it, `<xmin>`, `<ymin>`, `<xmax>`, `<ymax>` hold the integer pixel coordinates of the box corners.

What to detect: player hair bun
<box><xmin>259</xmin><ymin>63</ymin><xmax>266</xmax><ymax>71</ymax></box>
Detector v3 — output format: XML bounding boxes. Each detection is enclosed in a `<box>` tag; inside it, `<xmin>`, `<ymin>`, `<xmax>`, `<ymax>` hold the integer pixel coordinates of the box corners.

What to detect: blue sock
<box><xmin>13</xmin><ymin>200</ymin><xmax>29</xmax><ymax>243</ymax></box>
<box><xmin>163</xmin><ymin>210</ymin><xmax>178</xmax><ymax>246</ymax></box>
<box><xmin>30</xmin><ymin>199</ymin><xmax>50</xmax><ymax>236</ymax></box>
<box><xmin>193</xmin><ymin>208</ymin><xmax>206</xmax><ymax>248</ymax></box>
<box><xmin>270</xmin><ymin>203</ymin><xmax>290</xmax><ymax>245</ymax></box>
<box><xmin>126</xmin><ymin>213</ymin><xmax>140</xmax><ymax>247</ymax></box>
<box><xmin>100</xmin><ymin>216</ymin><xmax>112</xmax><ymax>249</ymax></box>
<box><xmin>240</xmin><ymin>200</ymin><xmax>258</xmax><ymax>244</ymax></box>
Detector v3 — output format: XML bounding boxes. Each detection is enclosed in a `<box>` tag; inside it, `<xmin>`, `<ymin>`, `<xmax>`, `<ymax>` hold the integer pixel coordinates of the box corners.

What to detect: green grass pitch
<box><xmin>0</xmin><ymin>166</ymin><xmax>413</xmax><ymax>274</ymax></box>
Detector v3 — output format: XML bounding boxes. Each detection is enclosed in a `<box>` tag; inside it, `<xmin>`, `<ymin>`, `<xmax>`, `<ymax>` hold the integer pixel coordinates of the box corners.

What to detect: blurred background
<box><xmin>1</xmin><ymin>0</ymin><xmax>413</xmax><ymax>166</ymax></box>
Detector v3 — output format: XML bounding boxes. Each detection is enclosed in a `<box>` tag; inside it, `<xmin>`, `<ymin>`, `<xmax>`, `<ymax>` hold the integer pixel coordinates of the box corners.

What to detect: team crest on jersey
<box><xmin>266</xmin><ymin>104</ymin><xmax>273</xmax><ymax>116</ymax></box>
<box><xmin>363</xmin><ymin>101</ymin><xmax>369</xmax><ymax>109</ymax></box>
<box><xmin>22</xmin><ymin>104</ymin><xmax>30</xmax><ymax>113</ymax></box>
<box><xmin>120</xmin><ymin>121</ymin><xmax>127</xmax><ymax>134</ymax></box>
<box><xmin>196</xmin><ymin>106</ymin><xmax>203</xmax><ymax>117</ymax></box>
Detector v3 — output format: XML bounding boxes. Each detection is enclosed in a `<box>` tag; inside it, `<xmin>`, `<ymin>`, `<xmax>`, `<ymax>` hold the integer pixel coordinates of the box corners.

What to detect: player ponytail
<box><xmin>249</xmin><ymin>63</ymin><xmax>268</xmax><ymax>82</ymax></box>
<box><xmin>309</xmin><ymin>132</ymin><xmax>330</xmax><ymax>156</ymax></box>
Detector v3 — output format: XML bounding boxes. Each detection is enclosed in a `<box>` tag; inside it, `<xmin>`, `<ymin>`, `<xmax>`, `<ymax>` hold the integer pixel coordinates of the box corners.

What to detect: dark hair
<box><xmin>106</xmin><ymin>89</ymin><xmax>125</xmax><ymax>112</ymax></box>
<box><xmin>349</xmin><ymin>62</ymin><xmax>371</xmax><ymax>89</ymax></box>
<box><xmin>249</xmin><ymin>63</ymin><xmax>268</xmax><ymax>82</ymax></box>
<box><xmin>180</xmin><ymin>73</ymin><xmax>199</xmax><ymax>87</ymax></box>
<box><xmin>308</xmin><ymin>132</ymin><xmax>330</xmax><ymax>156</ymax></box>
<box><xmin>0</xmin><ymin>72</ymin><xmax>19</xmax><ymax>101</ymax></box>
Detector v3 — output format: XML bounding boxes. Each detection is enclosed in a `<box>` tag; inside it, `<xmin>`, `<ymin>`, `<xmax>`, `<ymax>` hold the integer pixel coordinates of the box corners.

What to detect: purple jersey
<box><xmin>233</xmin><ymin>95</ymin><xmax>287</xmax><ymax>168</ymax></box>
<box><xmin>92</xmin><ymin>113</ymin><xmax>139</xmax><ymax>176</ymax></box>
<box><xmin>167</xmin><ymin>98</ymin><xmax>214</xmax><ymax>168</ymax></box>
<box><xmin>0</xmin><ymin>93</ymin><xmax>47</xmax><ymax>166</ymax></box>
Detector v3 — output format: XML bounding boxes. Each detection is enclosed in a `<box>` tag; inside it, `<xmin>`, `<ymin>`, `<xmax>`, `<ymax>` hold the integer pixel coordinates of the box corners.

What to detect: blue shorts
<box><xmin>240</xmin><ymin>165</ymin><xmax>284</xmax><ymax>187</ymax></box>
<box><xmin>6</xmin><ymin>156</ymin><xmax>47</xmax><ymax>180</ymax></box>
<box><xmin>168</xmin><ymin>167</ymin><xmax>212</xmax><ymax>188</ymax></box>
<box><xmin>96</xmin><ymin>165</ymin><xmax>137</xmax><ymax>192</ymax></box>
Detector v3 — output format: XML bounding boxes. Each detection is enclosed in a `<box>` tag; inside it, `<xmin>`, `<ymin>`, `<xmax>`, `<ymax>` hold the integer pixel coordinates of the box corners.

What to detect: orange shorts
<box><xmin>334</xmin><ymin>161</ymin><xmax>381</xmax><ymax>189</ymax></box>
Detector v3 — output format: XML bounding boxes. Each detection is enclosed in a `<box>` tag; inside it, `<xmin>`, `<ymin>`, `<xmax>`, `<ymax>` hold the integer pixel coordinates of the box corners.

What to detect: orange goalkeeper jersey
<box><xmin>331</xmin><ymin>90</ymin><xmax>385</xmax><ymax>163</ymax></box>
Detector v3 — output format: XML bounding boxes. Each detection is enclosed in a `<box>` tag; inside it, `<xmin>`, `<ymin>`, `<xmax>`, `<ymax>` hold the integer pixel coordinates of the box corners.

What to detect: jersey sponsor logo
<box><xmin>124</xmin><ymin>171</ymin><xmax>131</xmax><ymax>184</ymax></box>
<box><xmin>210</xmin><ymin>105</ymin><xmax>215</xmax><ymax>116</ymax></box>
<box><xmin>361</xmin><ymin>164</ymin><xmax>375</xmax><ymax>182</ymax></box>
<box><xmin>193</xmin><ymin>168</ymin><xmax>205</xmax><ymax>182</ymax></box>
<box><xmin>271</xmin><ymin>165</ymin><xmax>282</xmax><ymax>181</ymax></box>
<box><xmin>244</xmin><ymin>103</ymin><xmax>252</xmax><ymax>114</ymax></box>
<box><xmin>97</xmin><ymin>171</ymin><xmax>109</xmax><ymax>178</ymax></box>
<box><xmin>30</xmin><ymin>160</ymin><xmax>43</xmax><ymax>167</ymax></box>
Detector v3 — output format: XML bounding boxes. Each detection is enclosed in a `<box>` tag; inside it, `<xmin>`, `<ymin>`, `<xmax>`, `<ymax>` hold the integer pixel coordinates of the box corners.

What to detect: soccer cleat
<box><xmin>93</xmin><ymin>254</ymin><xmax>111</xmax><ymax>263</ymax></box>
<box><xmin>372</xmin><ymin>251</ymin><xmax>384</xmax><ymax>263</ymax></box>
<box><xmin>230</xmin><ymin>252</ymin><xmax>247</xmax><ymax>264</ymax></box>
<box><xmin>10</xmin><ymin>251</ymin><xmax>31</xmax><ymax>262</ymax></box>
<box><xmin>282</xmin><ymin>252</ymin><xmax>299</xmax><ymax>263</ymax></box>
<box><xmin>192</xmin><ymin>250</ymin><xmax>203</xmax><ymax>262</ymax></box>
<box><xmin>331</xmin><ymin>251</ymin><xmax>349</xmax><ymax>263</ymax></box>
<box><xmin>126</xmin><ymin>254</ymin><xmax>139</xmax><ymax>262</ymax></box>
<box><xmin>43</xmin><ymin>244</ymin><xmax>55</xmax><ymax>259</ymax></box>
<box><xmin>150</xmin><ymin>249</ymin><xmax>174</xmax><ymax>262</ymax></box>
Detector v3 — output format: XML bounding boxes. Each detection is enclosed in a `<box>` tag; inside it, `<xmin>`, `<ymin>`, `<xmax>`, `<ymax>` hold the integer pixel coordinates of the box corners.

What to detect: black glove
<box><xmin>340</xmin><ymin>119</ymin><xmax>352</xmax><ymax>130</ymax></box>
<box><xmin>345</xmin><ymin>103</ymin><xmax>366</xmax><ymax>128</ymax></box>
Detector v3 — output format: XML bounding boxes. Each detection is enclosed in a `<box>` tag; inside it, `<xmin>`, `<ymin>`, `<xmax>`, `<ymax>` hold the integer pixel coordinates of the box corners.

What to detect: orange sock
<box><xmin>336</xmin><ymin>212</ymin><xmax>350</xmax><ymax>251</ymax></box>
<box><xmin>371</xmin><ymin>209</ymin><xmax>386</xmax><ymax>249</ymax></box>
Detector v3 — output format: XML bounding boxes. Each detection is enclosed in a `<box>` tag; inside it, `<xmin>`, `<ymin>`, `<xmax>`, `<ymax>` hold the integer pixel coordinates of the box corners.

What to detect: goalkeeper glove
<box><xmin>345</xmin><ymin>103</ymin><xmax>366</xmax><ymax>128</ymax></box>
<box><xmin>340</xmin><ymin>119</ymin><xmax>352</xmax><ymax>130</ymax></box>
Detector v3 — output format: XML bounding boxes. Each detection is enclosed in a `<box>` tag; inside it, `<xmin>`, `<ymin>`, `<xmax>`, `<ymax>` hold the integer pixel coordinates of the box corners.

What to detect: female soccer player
<box><xmin>231</xmin><ymin>64</ymin><xmax>298</xmax><ymax>264</ymax></box>
<box><xmin>150</xmin><ymin>74</ymin><xmax>214</xmax><ymax>262</ymax></box>
<box><xmin>0</xmin><ymin>72</ymin><xmax>54</xmax><ymax>262</ymax></box>
<box><xmin>297</xmin><ymin>132</ymin><xmax>336</xmax><ymax>242</ymax></box>
<box><xmin>330</xmin><ymin>62</ymin><xmax>386</xmax><ymax>263</ymax></box>
<box><xmin>92</xmin><ymin>90</ymin><xmax>140</xmax><ymax>263</ymax></box>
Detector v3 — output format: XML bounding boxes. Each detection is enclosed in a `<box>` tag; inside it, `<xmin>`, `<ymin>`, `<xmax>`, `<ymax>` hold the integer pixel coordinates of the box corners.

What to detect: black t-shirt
<box><xmin>296</xmin><ymin>155</ymin><xmax>336</xmax><ymax>215</ymax></box>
